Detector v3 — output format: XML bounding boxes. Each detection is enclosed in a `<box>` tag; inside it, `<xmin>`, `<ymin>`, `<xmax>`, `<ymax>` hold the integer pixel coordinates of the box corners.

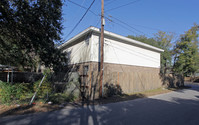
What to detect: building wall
<box><xmin>103</xmin><ymin>63</ymin><xmax>162</xmax><ymax>94</ymax></box>
<box><xmin>73</xmin><ymin>61</ymin><xmax>162</xmax><ymax>99</ymax></box>
<box><xmin>61</xmin><ymin>32</ymin><xmax>163</xmax><ymax>99</ymax></box>
<box><xmin>91</xmin><ymin>33</ymin><xmax>161</xmax><ymax>68</ymax></box>
<box><xmin>62</xmin><ymin>36</ymin><xmax>92</xmax><ymax>64</ymax></box>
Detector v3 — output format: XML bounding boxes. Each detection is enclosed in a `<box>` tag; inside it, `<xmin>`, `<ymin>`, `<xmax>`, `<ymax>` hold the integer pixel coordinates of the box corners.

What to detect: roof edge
<box><xmin>58</xmin><ymin>26</ymin><xmax>164</xmax><ymax>52</ymax></box>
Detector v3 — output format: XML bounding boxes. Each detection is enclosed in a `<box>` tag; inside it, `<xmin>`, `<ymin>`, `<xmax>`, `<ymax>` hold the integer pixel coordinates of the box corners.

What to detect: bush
<box><xmin>33</xmin><ymin>77</ymin><xmax>52</xmax><ymax>99</ymax></box>
<box><xmin>0</xmin><ymin>81</ymin><xmax>14</xmax><ymax>103</ymax></box>
<box><xmin>104</xmin><ymin>83</ymin><xmax>122</xmax><ymax>97</ymax></box>
<box><xmin>49</xmin><ymin>93</ymin><xmax>69</xmax><ymax>104</ymax></box>
<box><xmin>48</xmin><ymin>81</ymin><xmax>80</xmax><ymax>104</ymax></box>
<box><xmin>13</xmin><ymin>83</ymin><xmax>33</xmax><ymax>101</ymax></box>
<box><xmin>0</xmin><ymin>81</ymin><xmax>33</xmax><ymax>104</ymax></box>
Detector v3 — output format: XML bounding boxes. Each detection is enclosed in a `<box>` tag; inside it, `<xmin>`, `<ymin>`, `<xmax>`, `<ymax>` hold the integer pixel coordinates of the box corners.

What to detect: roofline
<box><xmin>58</xmin><ymin>26</ymin><xmax>164</xmax><ymax>52</ymax></box>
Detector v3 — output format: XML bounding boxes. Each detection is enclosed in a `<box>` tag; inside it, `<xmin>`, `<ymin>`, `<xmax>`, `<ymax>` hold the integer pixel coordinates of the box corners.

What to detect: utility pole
<box><xmin>99</xmin><ymin>0</ymin><xmax>104</xmax><ymax>97</ymax></box>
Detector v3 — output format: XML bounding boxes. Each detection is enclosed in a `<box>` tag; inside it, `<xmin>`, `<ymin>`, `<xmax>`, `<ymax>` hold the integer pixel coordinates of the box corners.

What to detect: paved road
<box><xmin>1</xmin><ymin>83</ymin><xmax>199</xmax><ymax>125</ymax></box>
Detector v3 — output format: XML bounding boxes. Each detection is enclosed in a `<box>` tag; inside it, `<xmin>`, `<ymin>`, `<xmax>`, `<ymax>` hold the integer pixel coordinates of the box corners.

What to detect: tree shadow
<box><xmin>0</xmin><ymin>105</ymin><xmax>34</xmax><ymax>117</ymax></box>
<box><xmin>1</xmin><ymin>87</ymin><xmax>199</xmax><ymax>125</ymax></box>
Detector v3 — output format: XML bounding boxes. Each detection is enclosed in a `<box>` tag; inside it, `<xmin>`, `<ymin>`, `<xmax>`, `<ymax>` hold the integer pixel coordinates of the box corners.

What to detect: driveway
<box><xmin>1</xmin><ymin>83</ymin><xmax>199</xmax><ymax>125</ymax></box>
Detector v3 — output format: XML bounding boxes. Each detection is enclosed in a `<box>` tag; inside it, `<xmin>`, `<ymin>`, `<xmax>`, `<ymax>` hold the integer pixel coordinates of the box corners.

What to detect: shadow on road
<box><xmin>1</xmin><ymin>84</ymin><xmax>199</xmax><ymax>125</ymax></box>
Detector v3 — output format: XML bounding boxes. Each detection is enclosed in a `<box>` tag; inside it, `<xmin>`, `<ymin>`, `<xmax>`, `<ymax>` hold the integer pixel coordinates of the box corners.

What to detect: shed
<box><xmin>59</xmin><ymin>27</ymin><xmax>164</xmax><ymax>99</ymax></box>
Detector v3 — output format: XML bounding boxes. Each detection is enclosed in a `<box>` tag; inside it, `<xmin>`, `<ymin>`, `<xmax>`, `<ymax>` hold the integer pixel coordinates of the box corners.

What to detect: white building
<box><xmin>59</xmin><ymin>27</ymin><xmax>164</xmax><ymax>98</ymax></box>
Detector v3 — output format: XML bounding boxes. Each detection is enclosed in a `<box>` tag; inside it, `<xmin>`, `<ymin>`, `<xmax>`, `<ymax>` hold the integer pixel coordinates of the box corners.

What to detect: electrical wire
<box><xmin>67</xmin><ymin>0</ymin><xmax>99</xmax><ymax>16</ymax></box>
<box><xmin>105</xmin><ymin>0</ymin><xmax>119</xmax><ymax>6</ymax></box>
<box><xmin>105</xmin><ymin>0</ymin><xmax>142</xmax><ymax>12</ymax></box>
<box><xmin>66</xmin><ymin>0</ymin><xmax>152</xmax><ymax>37</ymax></box>
<box><xmin>64</xmin><ymin>0</ymin><xmax>96</xmax><ymax>41</ymax></box>
<box><xmin>106</xmin><ymin>15</ymin><xmax>151</xmax><ymax>37</ymax></box>
<box><xmin>104</xmin><ymin>41</ymin><xmax>159</xmax><ymax>63</ymax></box>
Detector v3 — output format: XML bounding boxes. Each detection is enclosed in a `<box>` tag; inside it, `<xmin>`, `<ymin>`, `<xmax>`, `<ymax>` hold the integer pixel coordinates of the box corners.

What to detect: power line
<box><xmin>109</xmin><ymin>18</ymin><xmax>139</xmax><ymax>36</ymax></box>
<box><xmin>69</xmin><ymin>0</ymin><xmax>87</xmax><ymax>23</ymax></box>
<box><xmin>105</xmin><ymin>0</ymin><xmax>142</xmax><ymax>12</ymax></box>
<box><xmin>105</xmin><ymin>0</ymin><xmax>119</xmax><ymax>6</ymax></box>
<box><xmin>66</xmin><ymin>0</ymin><xmax>149</xmax><ymax>37</ymax></box>
<box><xmin>64</xmin><ymin>0</ymin><xmax>96</xmax><ymax>40</ymax></box>
<box><xmin>104</xmin><ymin>42</ymin><xmax>159</xmax><ymax>63</ymax></box>
<box><xmin>105</xmin><ymin>16</ymin><xmax>151</xmax><ymax>37</ymax></box>
<box><xmin>66</xmin><ymin>0</ymin><xmax>153</xmax><ymax>37</ymax></box>
<box><xmin>108</xmin><ymin>15</ymin><xmax>149</xmax><ymax>37</ymax></box>
<box><xmin>67</xmin><ymin>0</ymin><xmax>99</xmax><ymax>16</ymax></box>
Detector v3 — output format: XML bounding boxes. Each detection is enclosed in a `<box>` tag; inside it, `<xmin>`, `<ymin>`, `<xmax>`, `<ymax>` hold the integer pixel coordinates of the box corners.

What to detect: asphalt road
<box><xmin>1</xmin><ymin>83</ymin><xmax>199</xmax><ymax>125</ymax></box>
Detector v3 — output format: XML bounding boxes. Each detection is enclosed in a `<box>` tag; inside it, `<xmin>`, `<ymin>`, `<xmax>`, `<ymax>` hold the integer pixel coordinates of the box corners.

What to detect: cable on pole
<box><xmin>64</xmin><ymin>0</ymin><xmax>96</xmax><ymax>40</ymax></box>
<box><xmin>105</xmin><ymin>0</ymin><xmax>141</xmax><ymax>12</ymax></box>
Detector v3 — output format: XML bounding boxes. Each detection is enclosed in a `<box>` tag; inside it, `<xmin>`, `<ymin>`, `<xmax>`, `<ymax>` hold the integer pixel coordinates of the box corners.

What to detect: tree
<box><xmin>0</xmin><ymin>0</ymin><xmax>66</xmax><ymax>72</ymax></box>
<box><xmin>127</xmin><ymin>35</ymin><xmax>159</xmax><ymax>48</ymax></box>
<box><xmin>173</xmin><ymin>24</ymin><xmax>199</xmax><ymax>77</ymax></box>
<box><xmin>154</xmin><ymin>31</ymin><xmax>173</xmax><ymax>75</ymax></box>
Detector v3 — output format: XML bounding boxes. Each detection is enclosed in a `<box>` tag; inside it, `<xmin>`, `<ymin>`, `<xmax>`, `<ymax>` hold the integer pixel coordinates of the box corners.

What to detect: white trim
<box><xmin>58</xmin><ymin>26</ymin><xmax>164</xmax><ymax>53</ymax></box>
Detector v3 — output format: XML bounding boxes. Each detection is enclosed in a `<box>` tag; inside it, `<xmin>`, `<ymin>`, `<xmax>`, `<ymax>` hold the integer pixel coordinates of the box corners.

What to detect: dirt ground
<box><xmin>0</xmin><ymin>86</ymin><xmax>190</xmax><ymax>117</ymax></box>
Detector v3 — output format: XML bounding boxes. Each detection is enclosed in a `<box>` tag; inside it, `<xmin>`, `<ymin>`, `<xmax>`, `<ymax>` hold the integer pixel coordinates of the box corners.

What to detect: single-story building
<box><xmin>58</xmin><ymin>27</ymin><xmax>164</xmax><ymax>99</ymax></box>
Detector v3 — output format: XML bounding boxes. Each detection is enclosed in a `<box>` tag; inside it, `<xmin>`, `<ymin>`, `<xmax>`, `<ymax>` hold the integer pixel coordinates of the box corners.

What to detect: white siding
<box><xmin>62</xmin><ymin>38</ymin><xmax>91</xmax><ymax>64</ymax></box>
<box><xmin>91</xmin><ymin>34</ymin><xmax>161</xmax><ymax>68</ymax></box>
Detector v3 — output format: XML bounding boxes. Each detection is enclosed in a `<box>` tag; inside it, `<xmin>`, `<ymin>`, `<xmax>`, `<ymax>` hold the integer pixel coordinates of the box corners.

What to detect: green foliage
<box><xmin>0</xmin><ymin>81</ymin><xmax>33</xmax><ymax>104</ymax></box>
<box><xmin>13</xmin><ymin>83</ymin><xmax>34</xmax><ymax>101</ymax></box>
<box><xmin>173</xmin><ymin>24</ymin><xmax>199</xmax><ymax>76</ymax></box>
<box><xmin>0</xmin><ymin>0</ymin><xmax>67</xmax><ymax>72</ymax></box>
<box><xmin>49</xmin><ymin>92</ymin><xmax>77</xmax><ymax>104</ymax></box>
<box><xmin>127</xmin><ymin>35</ymin><xmax>159</xmax><ymax>48</ymax></box>
<box><xmin>0</xmin><ymin>81</ymin><xmax>14</xmax><ymax>103</ymax></box>
<box><xmin>33</xmin><ymin>70</ymin><xmax>53</xmax><ymax>99</ymax></box>
<box><xmin>154</xmin><ymin>31</ymin><xmax>173</xmax><ymax>74</ymax></box>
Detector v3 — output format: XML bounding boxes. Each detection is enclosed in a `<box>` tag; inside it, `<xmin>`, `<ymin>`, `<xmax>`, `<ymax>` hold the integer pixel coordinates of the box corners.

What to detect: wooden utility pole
<box><xmin>99</xmin><ymin>0</ymin><xmax>104</xmax><ymax>97</ymax></box>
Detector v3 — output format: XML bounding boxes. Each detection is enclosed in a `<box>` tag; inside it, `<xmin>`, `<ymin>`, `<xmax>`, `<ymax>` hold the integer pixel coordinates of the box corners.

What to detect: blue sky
<box><xmin>62</xmin><ymin>0</ymin><xmax>199</xmax><ymax>41</ymax></box>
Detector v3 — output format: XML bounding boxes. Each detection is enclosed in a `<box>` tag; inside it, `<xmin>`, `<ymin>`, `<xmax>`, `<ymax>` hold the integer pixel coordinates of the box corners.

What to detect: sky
<box><xmin>61</xmin><ymin>0</ymin><xmax>199</xmax><ymax>41</ymax></box>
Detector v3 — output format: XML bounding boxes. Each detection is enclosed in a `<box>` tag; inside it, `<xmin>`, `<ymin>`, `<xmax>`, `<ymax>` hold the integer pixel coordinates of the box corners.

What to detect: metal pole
<box><xmin>29</xmin><ymin>75</ymin><xmax>45</xmax><ymax>105</ymax></box>
<box><xmin>99</xmin><ymin>0</ymin><xmax>104</xmax><ymax>97</ymax></box>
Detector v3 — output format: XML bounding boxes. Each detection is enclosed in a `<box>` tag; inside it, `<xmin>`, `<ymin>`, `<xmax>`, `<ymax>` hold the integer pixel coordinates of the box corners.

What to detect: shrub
<box><xmin>104</xmin><ymin>83</ymin><xmax>123</xmax><ymax>97</ymax></box>
<box><xmin>33</xmin><ymin>78</ymin><xmax>52</xmax><ymax>99</ymax></box>
<box><xmin>0</xmin><ymin>81</ymin><xmax>33</xmax><ymax>104</ymax></box>
<box><xmin>49</xmin><ymin>93</ymin><xmax>69</xmax><ymax>104</ymax></box>
<box><xmin>13</xmin><ymin>83</ymin><xmax>33</xmax><ymax>101</ymax></box>
<box><xmin>0</xmin><ymin>81</ymin><xmax>14</xmax><ymax>103</ymax></box>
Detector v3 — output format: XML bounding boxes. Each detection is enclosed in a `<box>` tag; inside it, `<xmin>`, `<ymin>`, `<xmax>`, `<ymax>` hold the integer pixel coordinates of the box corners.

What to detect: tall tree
<box><xmin>154</xmin><ymin>31</ymin><xmax>173</xmax><ymax>75</ymax></box>
<box><xmin>127</xmin><ymin>35</ymin><xmax>159</xmax><ymax>48</ymax></box>
<box><xmin>173</xmin><ymin>24</ymin><xmax>199</xmax><ymax>77</ymax></box>
<box><xmin>0</xmin><ymin>0</ymin><xmax>66</xmax><ymax>71</ymax></box>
